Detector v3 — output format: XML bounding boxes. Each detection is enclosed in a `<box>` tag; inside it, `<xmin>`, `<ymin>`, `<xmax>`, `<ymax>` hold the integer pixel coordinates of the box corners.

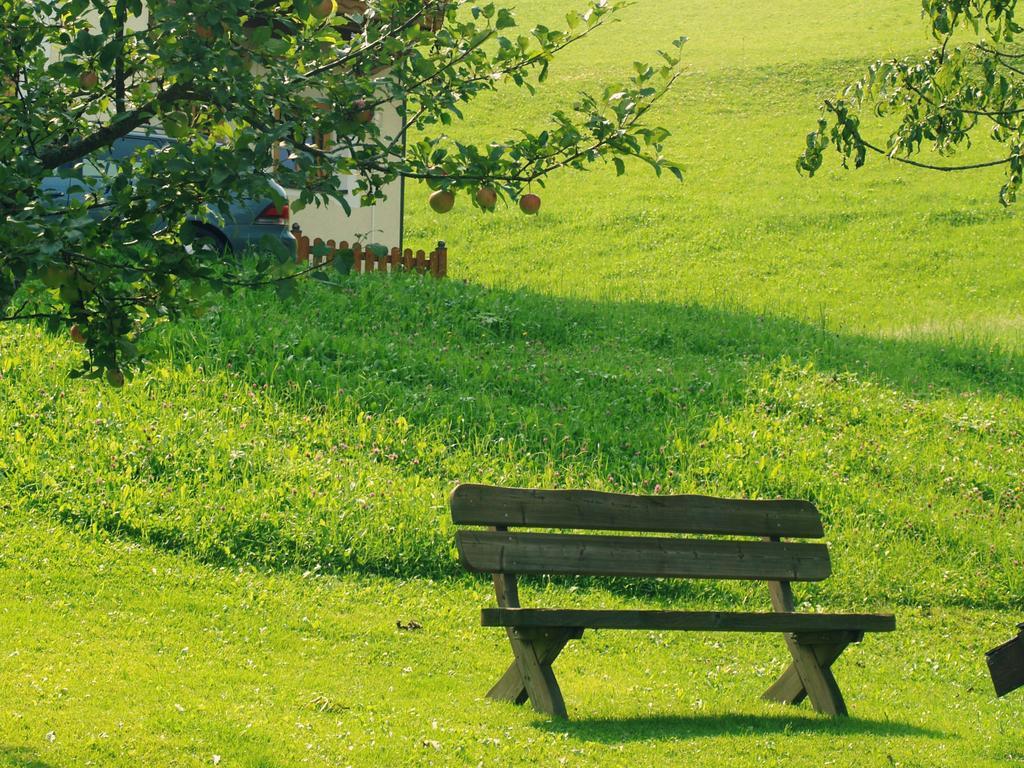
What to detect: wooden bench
<box><xmin>450</xmin><ymin>483</ymin><xmax>895</xmax><ymax>719</ymax></box>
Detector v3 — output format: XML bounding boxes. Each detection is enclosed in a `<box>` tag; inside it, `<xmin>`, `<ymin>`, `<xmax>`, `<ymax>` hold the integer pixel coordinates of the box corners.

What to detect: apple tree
<box><xmin>0</xmin><ymin>0</ymin><xmax>684</xmax><ymax>384</ymax></box>
<box><xmin>798</xmin><ymin>0</ymin><xmax>1024</xmax><ymax>204</ymax></box>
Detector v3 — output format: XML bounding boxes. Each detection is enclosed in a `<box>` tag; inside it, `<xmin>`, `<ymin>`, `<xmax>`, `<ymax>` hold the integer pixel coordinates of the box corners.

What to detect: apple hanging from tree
<box><xmin>352</xmin><ymin>98</ymin><xmax>374</xmax><ymax>124</ymax></box>
<box><xmin>311</xmin><ymin>0</ymin><xmax>335</xmax><ymax>19</ymax></box>
<box><xmin>475</xmin><ymin>187</ymin><xmax>498</xmax><ymax>210</ymax></box>
<box><xmin>105</xmin><ymin>368</ymin><xmax>125</xmax><ymax>388</ymax></box>
<box><xmin>194</xmin><ymin>23</ymin><xmax>215</xmax><ymax>41</ymax></box>
<box><xmin>78</xmin><ymin>70</ymin><xmax>99</xmax><ymax>91</ymax></box>
<box><xmin>162</xmin><ymin>110</ymin><xmax>191</xmax><ymax>139</ymax></box>
<box><xmin>69</xmin><ymin>324</ymin><xmax>86</xmax><ymax>344</ymax></box>
<box><xmin>429</xmin><ymin>190</ymin><xmax>455</xmax><ymax>213</ymax></box>
<box><xmin>519</xmin><ymin>193</ymin><xmax>541</xmax><ymax>215</ymax></box>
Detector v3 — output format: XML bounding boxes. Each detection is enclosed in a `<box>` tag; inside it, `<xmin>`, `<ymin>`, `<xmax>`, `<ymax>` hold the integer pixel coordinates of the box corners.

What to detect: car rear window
<box><xmin>109</xmin><ymin>135</ymin><xmax>171</xmax><ymax>161</ymax></box>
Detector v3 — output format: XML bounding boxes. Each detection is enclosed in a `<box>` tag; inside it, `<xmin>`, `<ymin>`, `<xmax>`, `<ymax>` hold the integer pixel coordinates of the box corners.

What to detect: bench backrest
<box><xmin>450</xmin><ymin>484</ymin><xmax>830</xmax><ymax>583</ymax></box>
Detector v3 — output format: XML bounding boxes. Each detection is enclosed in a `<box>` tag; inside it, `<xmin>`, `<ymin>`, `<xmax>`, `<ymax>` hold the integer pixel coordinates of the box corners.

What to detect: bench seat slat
<box><xmin>450</xmin><ymin>484</ymin><xmax>824</xmax><ymax>538</ymax></box>
<box><xmin>482</xmin><ymin>608</ymin><xmax>896</xmax><ymax>634</ymax></box>
<box><xmin>456</xmin><ymin>530</ymin><xmax>831</xmax><ymax>582</ymax></box>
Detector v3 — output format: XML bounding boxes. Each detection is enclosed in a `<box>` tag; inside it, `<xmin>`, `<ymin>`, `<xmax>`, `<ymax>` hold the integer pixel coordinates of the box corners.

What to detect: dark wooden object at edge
<box><xmin>987</xmin><ymin>624</ymin><xmax>1024</xmax><ymax>698</ymax></box>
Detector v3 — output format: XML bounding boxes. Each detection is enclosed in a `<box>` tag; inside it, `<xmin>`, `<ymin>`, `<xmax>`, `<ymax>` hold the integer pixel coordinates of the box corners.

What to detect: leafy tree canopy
<box><xmin>799</xmin><ymin>0</ymin><xmax>1024</xmax><ymax>204</ymax></box>
<box><xmin>0</xmin><ymin>0</ymin><xmax>684</xmax><ymax>383</ymax></box>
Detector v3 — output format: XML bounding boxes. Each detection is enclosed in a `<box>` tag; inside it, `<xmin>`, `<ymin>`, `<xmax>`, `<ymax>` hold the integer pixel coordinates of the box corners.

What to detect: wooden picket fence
<box><xmin>293</xmin><ymin>226</ymin><xmax>447</xmax><ymax>278</ymax></box>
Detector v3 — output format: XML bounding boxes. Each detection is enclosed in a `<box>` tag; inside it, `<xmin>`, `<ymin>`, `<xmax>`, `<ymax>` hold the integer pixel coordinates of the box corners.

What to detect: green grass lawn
<box><xmin>1</xmin><ymin>511</ymin><xmax>1020</xmax><ymax>768</ymax></box>
<box><xmin>2</xmin><ymin>0</ymin><xmax>1024</xmax><ymax>765</ymax></box>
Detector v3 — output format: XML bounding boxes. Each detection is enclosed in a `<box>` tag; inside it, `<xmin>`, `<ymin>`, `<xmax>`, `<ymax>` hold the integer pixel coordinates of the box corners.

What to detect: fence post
<box><xmin>436</xmin><ymin>240</ymin><xmax>447</xmax><ymax>278</ymax></box>
<box><xmin>292</xmin><ymin>223</ymin><xmax>308</xmax><ymax>264</ymax></box>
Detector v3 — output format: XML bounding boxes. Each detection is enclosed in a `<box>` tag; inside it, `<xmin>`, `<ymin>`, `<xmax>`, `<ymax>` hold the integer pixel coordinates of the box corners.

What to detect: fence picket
<box><xmin>437</xmin><ymin>244</ymin><xmax>447</xmax><ymax>277</ymax></box>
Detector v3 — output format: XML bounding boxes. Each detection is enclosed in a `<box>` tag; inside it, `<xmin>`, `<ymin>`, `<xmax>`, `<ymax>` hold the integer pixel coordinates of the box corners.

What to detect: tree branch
<box><xmin>824</xmin><ymin>99</ymin><xmax>1013</xmax><ymax>172</ymax></box>
<box><xmin>37</xmin><ymin>82</ymin><xmax>190</xmax><ymax>170</ymax></box>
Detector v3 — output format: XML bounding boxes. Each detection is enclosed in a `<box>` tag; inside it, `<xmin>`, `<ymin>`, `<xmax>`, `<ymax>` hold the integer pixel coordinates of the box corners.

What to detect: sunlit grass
<box><xmin>2</xmin><ymin>274</ymin><xmax>1021</xmax><ymax>608</ymax></box>
<box><xmin>2</xmin><ymin>1</ymin><xmax>1023</xmax><ymax>764</ymax></box>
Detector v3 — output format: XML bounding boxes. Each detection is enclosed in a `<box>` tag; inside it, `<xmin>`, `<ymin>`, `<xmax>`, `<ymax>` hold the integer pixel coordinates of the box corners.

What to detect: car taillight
<box><xmin>256</xmin><ymin>203</ymin><xmax>289</xmax><ymax>224</ymax></box>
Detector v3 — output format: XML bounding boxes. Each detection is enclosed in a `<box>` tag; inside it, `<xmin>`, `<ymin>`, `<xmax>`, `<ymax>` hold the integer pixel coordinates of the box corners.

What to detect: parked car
<box><xmin>42</xmin><ymin>131</ymin><xmax>296</xmax><ymax>256</ymax></box>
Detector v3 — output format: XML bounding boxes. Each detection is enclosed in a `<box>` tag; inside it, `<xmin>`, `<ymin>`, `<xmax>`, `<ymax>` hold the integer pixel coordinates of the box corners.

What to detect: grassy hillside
<box><xmin>3</xmin><ymin>277</ymin><xmax>1023</xmax><ymax>609</ymax></box>
<box><xmin>3</xmin><ymin>0</ymin><xmax>1023</xmax><ymax>609</ymax></box>
<box><xmin>1</xmin><ymin>2</ymin><xmax>1023</xmax><ymax>763</ymax></box>
<box><xmin>409</xmin><ymin>1</ymin><xmax>1024</xmax><ymax>345</ymax></box>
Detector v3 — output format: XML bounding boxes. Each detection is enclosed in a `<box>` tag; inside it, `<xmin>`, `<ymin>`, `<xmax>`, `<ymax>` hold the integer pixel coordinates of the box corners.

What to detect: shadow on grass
<box><xmin>159</xmin><ymin>276</ymin><xmax>1024</xmax><ymax>425</ymax></box>
<box><xmin>0</xmin><ymin>747</ymin><xmax>61</xmax><ymax>768</ymax></box>
<box><xmin>110</xmin><ymin>274</ymin><xmax>1024</xmax><ymax>590</ymax></box>
<box><xmin>538</xmin><ymin>711</ymin><xmax>946</xmax><ymax>743</ymax></box>
<box><xmin>151</xmin><ymin>274</ymin><xmax>1024</xmax><ymax>497</ymax></box>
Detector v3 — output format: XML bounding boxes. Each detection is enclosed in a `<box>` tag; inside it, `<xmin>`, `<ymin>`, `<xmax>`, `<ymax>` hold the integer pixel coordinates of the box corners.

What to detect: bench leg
<box><xmin>487</xmin><ymin>628</ymin><xmax>582</xmax><ymax>718</ymax></box>
<box><xmin>762</xmin><ymin>631</ymin><xmax>862</xmax><ymax>716</ymax></box>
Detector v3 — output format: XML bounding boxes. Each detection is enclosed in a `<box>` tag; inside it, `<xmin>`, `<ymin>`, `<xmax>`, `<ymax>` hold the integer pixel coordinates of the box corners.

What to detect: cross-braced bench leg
<box><xmin>486</xmin><ymin>627</ymin><xmax>582</xmax><ymax>717</ymax></box>
<box><xmin>762</xmin><ymin>630</ymin><xmax>863</xmax><ymax>716</ymax></box>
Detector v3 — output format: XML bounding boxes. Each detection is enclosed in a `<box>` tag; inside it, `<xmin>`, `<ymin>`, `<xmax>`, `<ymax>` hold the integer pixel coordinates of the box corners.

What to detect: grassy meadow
<box><xmin>2</xmin><ymin>0</ymin><xmax>1023</xmax><ymax>765</ymax></box>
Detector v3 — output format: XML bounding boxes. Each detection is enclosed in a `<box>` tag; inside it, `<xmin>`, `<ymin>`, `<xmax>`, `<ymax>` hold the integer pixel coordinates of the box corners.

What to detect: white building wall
<box><xmin>288</xmin><ymin>100</ymin><xmax>404</xmax><ymax>249</ymax></box>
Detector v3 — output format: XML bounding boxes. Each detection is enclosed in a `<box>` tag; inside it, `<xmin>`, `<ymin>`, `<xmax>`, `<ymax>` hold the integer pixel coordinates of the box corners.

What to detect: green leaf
<box><xmin>275</xmin><ymin>279</ymin><xmax>297</xmax><ymax>301</ymax></box>
<box><xmin>332</xmin><ymin>248</ymin><xmax>354</xmax><ymax>275</ymax></box>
